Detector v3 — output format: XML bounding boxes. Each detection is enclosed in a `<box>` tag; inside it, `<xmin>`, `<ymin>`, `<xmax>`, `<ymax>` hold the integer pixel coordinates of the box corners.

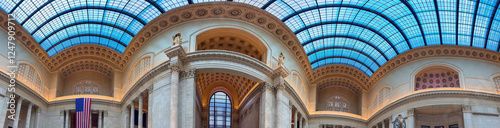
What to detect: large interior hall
<box><xmin>0</xmin><ymin>0</ymin><xmax>499</xmax><ymax>128</ymax></box>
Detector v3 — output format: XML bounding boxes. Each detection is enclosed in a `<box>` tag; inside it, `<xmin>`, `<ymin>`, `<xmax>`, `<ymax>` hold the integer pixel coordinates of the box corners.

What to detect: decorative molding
<box><xmin>260</xmin><ymin>82</ymin><xmax>274</xmax><ymax>93</ymax></box>
<box><xmin>169</xmin><ymin>62</ymin><xmax>182</xmax><ymax>73</ymax></box>
<box><xmin>462</xmin><ymin>105</ymin><xmax>472</xmax><ymax>113</ymax></box>
<box><xmin>181</xmin><ymin>68</ymin><xmax>196</xmax><ymax>80</ymax></box>
<box><xmin>185</xmin><ymin>50</ymin><xmax>273</xmax><ymax>76</ymax></box>
<box><xmin>368</xmin><ymin>89</ymin><xmax>500</xmax><ymax>121</ymax></box>
<box><xmin>121</xmin><ymin>2</ymin><xmax>311</xmax><ymax>81</ymax></box>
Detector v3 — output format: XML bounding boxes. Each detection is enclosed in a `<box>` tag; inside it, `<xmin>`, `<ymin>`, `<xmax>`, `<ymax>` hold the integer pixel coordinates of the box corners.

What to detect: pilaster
<box><xmin>406</xmin><ymin>108</ymin><xmax>415</xmax><ymax>128</ymax></box>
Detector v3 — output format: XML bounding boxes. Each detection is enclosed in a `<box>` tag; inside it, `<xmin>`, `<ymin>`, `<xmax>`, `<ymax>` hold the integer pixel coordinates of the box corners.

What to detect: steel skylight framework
<box><xmin>1</xmin><ymin>0</ymin><xmax>499</xmax><ymax>76</ymax></box>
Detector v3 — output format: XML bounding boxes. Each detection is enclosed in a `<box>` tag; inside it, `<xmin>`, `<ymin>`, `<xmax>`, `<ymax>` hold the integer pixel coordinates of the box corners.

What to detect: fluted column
<box><xmin>294</xmin><ymin>111</ymin><xmax>298</xmax><ymax>128</ymax></box>
<box><xmin>147</xmin><ymin>86</ymin><xmax>153</xmax><ymax>128</ymax></box>
<box><xmin>64</xmin><ymin>110</ymin><xmax>69</xmax><ymax>128</ymax></box>
<box><xmin>12</xmin><ymin>97</ymin><xmax>23</xmax><ymax>128</ymax></box>
<box><xmin>25</xmin><ymin>102</ymin><xmax>33</xmax><ymax>128</ymax></box>
<box><xmin>165</xmin><ymin>41</ymin><xmax>185</xmax><ymax>128</ymax></box>
<box><xmin>138</xmin><ymin>95</ymin><xmax>143</xmax><ymax>128</ymax></box>
<box><xmin>273</xmin><ymin>65</ymin><xmax>290</xmax><ymax>128</ymax></box>
<box><xmin>36</xmin><ymin>108</ymin><xmax>41</xmax><ymax>128</ymax></box>
<box><xmin>130</xmin><ymin>101</ymin><xmax>135</xmax><ymax>128</ymax></box>
<box><xmin>98</xmin><ymin>110</ymin><xmax>102</xmax><ymax>128</ymax></box>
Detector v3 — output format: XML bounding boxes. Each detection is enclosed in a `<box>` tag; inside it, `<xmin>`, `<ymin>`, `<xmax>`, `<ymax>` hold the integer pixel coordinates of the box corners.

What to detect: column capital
<box><xmin>272</xmin><ymin>65</ymin><xmax>290</xmax><ymax>78</ymax></box>
<box><xmin>407</xmin><ymin>108</ymin><xmax>415</xmax><ymax>117</ymax></box>
<box><xmin>18</xmin><ymin>96</ymin><xmax>24</xmax><ymax>102</ymax></box>
<box><xmin>169</xmin><ymin>62</ymin><xmax>182</xmax><ymax>73</ymax></box>
<box><xmin>462</xmin><ymin>105</ymin><xmax>472</xmax><ymax>113</ymax></box>
<box><xmin>164</xmin><ymin>44</ymin><xmax>186</xmax><ymax>59</ymax></box>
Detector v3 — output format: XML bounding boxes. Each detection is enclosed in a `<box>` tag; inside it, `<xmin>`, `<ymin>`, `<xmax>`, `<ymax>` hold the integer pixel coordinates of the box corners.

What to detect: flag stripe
<box><xmin>76</xmin><ymin>98</ymin><xmax>91</xmax><ymax>128</ymax></box>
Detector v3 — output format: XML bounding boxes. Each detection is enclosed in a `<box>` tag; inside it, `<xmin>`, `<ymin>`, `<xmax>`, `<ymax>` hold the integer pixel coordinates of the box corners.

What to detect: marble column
<box><xmin>12</xmin><ymin>97</ymin><xmax>23</xmax><ymax>128</ymax></box>
<box><xmin>36</xmin><ymin>108</ymin><xmax>41</xmax><ymax>128</ymax></box>
<box><xmin>406</xmin><ymin>108</ymin><xmax>415</xmax><ymax>128</ymax></box>
<box><xmin>180</xmin><ymin>68</ymin><xmax>197</xmax><ymax>128</ymax></box>
<box><xmin>259</xmin><ymin>82</ymin><xmax>274</xmax><ymax>128</ymax></box>
<box><xmin>138</xmin><ymin>95</ymin><xmax>143</xmax><ymax>128</ymax></box>
<box><xmin>273</xmin><ymin>65</ymin><xmax>290</xmax><ymax>128</ymax></box>
<box><xmin>98</xmin><ymin>110</ymin><xmax>102</xmax><ymax>128</ymax></box>
<box><xmin>147</xmin><ymin>86</ymin><xmax>153</xmax><ymax>128</ymax></box>
<box><xmin>25</xmin><ymin>103</ymin><xmax>33</xmax><ymax>128</ymax></box>
<box><xmin>130</xmin><ymin>101</ymin><xmax>135</xmax><ymax>128</ymax></box>
<box><xmin>64</xmin><ymin>110</ymin><xmax>69</xmax><ymax>128</ymax></box>
<box><xmin>275</xmin><ymin>85</ymin><xmax>285</xmax><ymax>128</ymax></box>
<box><xmin>462</xmin><ymin>105</ymin><xmax>473</xmax><ymax>128</ymax></box>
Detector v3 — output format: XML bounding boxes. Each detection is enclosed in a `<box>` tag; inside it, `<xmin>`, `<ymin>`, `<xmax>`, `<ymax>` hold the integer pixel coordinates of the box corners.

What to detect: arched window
<box><xmin>74</xmin><ymin>81</ymin><xmax>100</xmax><ymax>95</ymax></box>
<box><xmin>326</xmin><ymin>96</ymin><xmax>349</xmax><ymax>112</ymax></box>
<box><xmin>127</xmin><ymin>57</ymin><xmax>151</xmax><ymax>88</ymax></box>
<box><xmin>373</xmin><ymin>88</ymin><xmax>390</xmax><ymax>112</ymax></box>
<box><xmin>209</xmin><ymin>91</ymin><xmax>231</xmax><ymax>128</ymax></box>
<box><xmin>415</xmin><ymin>67</ymin><xmax>459</xmax><ymax>91</ymax></box>
<box><xmin>17</xmin><ymin>64</ymin><xmax>43</xmax><ymax>93</ymax></box>
<box><xmin>494</xmin><ymin>76</ymin><xmax>500</xmax><ymax>93</ymax></box>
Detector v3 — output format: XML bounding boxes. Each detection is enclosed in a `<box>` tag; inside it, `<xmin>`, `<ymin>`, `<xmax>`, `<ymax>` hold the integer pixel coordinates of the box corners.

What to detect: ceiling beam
<box><xmin>311</xmin><ymin>56</ymin><xmax>375</xmax><ymax>74</ymax></box>
<box><xmin>295</xmin><ymin>21</ymin><xmax>400</xmax><ymax>54</ymax></box>
<box><xmin>400</xmin><ymin>0</ymin><xmax>429</xmax><ymax>46</ymax></box>
<box><xmin>302</xmin><ymin>35</ymin><xmax>390</xmax><ymax>61</ymax></box>
<box><xmin>39</xmin><ymin>21</ymin><xmax>135</xmax><ymax>44</ymax></box>
<box><xmin>485</xmin><ymin>0</ymin><xmax>500</xmax><ymax>49</ymax></box>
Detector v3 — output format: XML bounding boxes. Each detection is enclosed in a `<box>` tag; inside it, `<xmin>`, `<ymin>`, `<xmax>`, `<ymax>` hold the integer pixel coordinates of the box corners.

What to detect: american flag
<box><xmin>75</xmin><ymin>98</ymin><xmax>91</xmax><ymax>128</ymax></box>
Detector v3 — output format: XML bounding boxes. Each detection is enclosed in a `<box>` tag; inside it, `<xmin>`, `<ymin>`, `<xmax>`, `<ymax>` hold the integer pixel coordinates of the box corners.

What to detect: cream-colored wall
<box><xmin>120</xmin><ymin>19</ymin><xmax>310</xmax><ymax>104</ymax></box>
<box><xmin>368</xmin><ymin>57</ymin><xmax>500</xmax><ymax>116</ymax></box>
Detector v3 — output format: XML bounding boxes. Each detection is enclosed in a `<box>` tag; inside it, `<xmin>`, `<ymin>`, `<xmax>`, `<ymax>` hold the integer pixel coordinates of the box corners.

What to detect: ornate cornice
<box><xmin>50</xmin><ymin>45</ymin><xmax>124</xmax><ymax>70</ymax></box>
<box><xmin>122</xmin><ymin>2</ymin><xmax>312</xmax><ymax>83</ymax></box>
<box><xmin>368</xmin><ymin>89</ymin><xmax>500</xmax><ymax>121</ymax></box>
<box><xmin>311</xmin><ymin>64</ymin><xmax>369</xmax><ymax>90</ymax></box>
<box><xmin>462</xmin><ymin>105</ymin><xmax>472</xmax><ymax>113</ymax></box>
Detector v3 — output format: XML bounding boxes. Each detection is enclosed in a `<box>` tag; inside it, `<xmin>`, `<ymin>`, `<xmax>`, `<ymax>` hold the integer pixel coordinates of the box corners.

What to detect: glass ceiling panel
<box><xmin>2</xmin><ymin>0</ymin><xmax>500</xmax><ymax>76</ymax></box>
